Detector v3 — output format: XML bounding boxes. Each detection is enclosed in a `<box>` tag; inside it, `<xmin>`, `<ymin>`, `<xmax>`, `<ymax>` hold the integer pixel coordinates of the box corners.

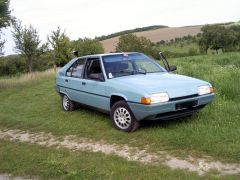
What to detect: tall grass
<box><xmin>0</xmin><ymin>69</ymin><xmax>56</xmax><ymax>89</ymax></box>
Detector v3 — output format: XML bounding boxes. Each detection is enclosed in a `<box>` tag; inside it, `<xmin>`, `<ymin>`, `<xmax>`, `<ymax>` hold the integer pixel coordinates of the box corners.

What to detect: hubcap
<box><xmin>114</xmin><ymin>107</ymin><xmax>131</xmax><ymax>129</ymax></box>
<box><xmin>63</xmin><ymin>95</ymin><xmax>69</xmax><ymax>110</ymax></box>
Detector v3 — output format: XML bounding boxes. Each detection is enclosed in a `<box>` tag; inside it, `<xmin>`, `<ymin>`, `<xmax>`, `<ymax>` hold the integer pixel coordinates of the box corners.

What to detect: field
<box><xmin>0</xmin><ymin>52</ymin><xmax>240</xmax><ymax>179</ymax></box>
<box><xmin>101</xmin><ymin>26</ymin><xmax>202</xmax><ymax>52</ymax></box>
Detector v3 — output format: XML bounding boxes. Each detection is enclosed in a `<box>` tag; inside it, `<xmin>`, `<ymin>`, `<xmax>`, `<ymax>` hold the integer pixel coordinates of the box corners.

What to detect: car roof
<box><xmin>77</xmin><ymin>52</ymin><xmax>140</xmax><ymax>59</ymax></box>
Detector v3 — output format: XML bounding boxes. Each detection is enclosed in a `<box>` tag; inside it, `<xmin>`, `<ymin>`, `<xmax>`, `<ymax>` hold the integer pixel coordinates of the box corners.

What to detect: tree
<box><xmin>12</xmin><ymin>21</ymin><xmax>49</xmax><ymax>72</ymax></box>
<box><xmin>0</xmin><ymin>0</ymin><xmax>12</xmax><ymax>28</ymax></box>
<box><xmin>198</xmin><ymin>25</ymin><xmax>215</xmax><ymax>54</ymax></box>
<box><xmin>0</xmin><ymin>0</ymin><xmax>13</xmax><ymax>55</ymax></box>
<box><xmin>0</xmin><ymin>34</ymin><xmax>5</xmax><ymax>55</ymax></box>
<box><xmin>48</xmin><ymin>27</ymin><xmax>73</xmax><ymax>67</ymax></box>
<box><xmin>73</xmin><ymin>38</ymin><xmax>104</xmax><ymax>56</ymax></box>
<box><xmin>116</xmin><ymin>34</ymin><xmax>156</xmax><ymax>57</ymax></box>
<box><xmin>198</xmin><ymin>24</ymin><xmax>239</xmax><ymax>54</ymax></box>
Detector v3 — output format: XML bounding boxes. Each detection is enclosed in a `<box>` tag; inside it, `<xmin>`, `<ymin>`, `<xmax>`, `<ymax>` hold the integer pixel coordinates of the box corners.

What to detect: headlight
<box><xmin>198</xmin><ymin>85</ymin><xmax>214</xmax><ymax>95</ymax></box>
<box><xmin>141</xmin><ymin>92</ymin><xmax>169</xmax><ymax>105</ymax></box>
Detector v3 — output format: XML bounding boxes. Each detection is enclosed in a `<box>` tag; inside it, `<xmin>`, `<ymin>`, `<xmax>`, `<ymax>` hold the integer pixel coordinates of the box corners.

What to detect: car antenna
<box><xmin>159</xmin><ymin>52</ymin><xmax>171</xmax><ymax>71</ymax></box>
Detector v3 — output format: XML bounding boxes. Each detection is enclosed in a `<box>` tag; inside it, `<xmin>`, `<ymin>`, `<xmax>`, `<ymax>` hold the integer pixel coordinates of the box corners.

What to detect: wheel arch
<box><xmin>110</xmin><ymin>94</ymin><xmax>127</xmax><ymax>108</ymax></box>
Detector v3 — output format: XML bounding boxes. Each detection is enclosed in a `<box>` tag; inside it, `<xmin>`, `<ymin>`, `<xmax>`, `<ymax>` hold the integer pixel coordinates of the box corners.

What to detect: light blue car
<box><xmin>55</xmin><ymin>52</ymin><xmax>214</xmax><ymax>132</ymax></box>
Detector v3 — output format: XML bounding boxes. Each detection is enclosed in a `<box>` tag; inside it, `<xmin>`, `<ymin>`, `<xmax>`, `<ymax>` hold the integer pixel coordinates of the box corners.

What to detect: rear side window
<box><xmin>66</xmin><ymin>59</ymin><xmax>86</xmax><ymax>78</ymax></box>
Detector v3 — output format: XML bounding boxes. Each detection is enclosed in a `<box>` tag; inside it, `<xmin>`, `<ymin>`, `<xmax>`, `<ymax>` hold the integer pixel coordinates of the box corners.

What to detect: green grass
<box><xmin>0</xmin><ymin>52</ymin><xmax>240</xmax><ymax>164</ymax></box>
<box><xmin>157</xmin><ymin>42</ymin><xmax>223</xmax><ymax>57</ymax></box>
<box><xmin>0</xmin><ymin>140</ymin><xmax>206</xmax><ymax>179</ymax></box>
<box><xmin>160</xmin><ymin>42</ymin><xmax>199</xmax><ymax>54</ymax></box>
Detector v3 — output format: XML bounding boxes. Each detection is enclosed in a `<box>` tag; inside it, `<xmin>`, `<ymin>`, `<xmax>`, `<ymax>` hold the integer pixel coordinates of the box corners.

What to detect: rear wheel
<box><xmin>110</xmin><ymin>101</ymin><xmax>139</xmax><ymax>132</ymax></box>
<box><xmin>62</xmin><ymin>94</ymin><xmax>75</xmax><ymax>111</ymax></box>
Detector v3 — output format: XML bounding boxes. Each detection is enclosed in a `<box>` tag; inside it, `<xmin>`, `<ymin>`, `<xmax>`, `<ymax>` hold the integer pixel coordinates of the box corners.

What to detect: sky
<box><xmin>1</xmin><ymin>0</ymin><xmax>240</xmax><ymax>55</ymax></box>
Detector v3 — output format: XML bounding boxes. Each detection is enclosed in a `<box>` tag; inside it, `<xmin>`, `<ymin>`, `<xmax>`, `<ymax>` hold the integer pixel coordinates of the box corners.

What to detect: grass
<box><xmin>157</xmin><ymin>42</ymin><xmax>223</xmax><ymax>57</ymax></box>
<box><xmin>0</xmin><ymin>140</ymin><xmax>206</xmax><ymax>179</ymax></box>
<box><xmin>0</xmin><ymin>68</ymin><xmax>56</xmax><ymax>88</ymax></box>
<box><xmin>159</xmin><ymin>42</ymin><xmax>199</xmax><ymax>54</ymax></box>
<box><xmin>0</xmin><ymin>52</ymin><xmax>240</xmax><ymax>165</ymax></box>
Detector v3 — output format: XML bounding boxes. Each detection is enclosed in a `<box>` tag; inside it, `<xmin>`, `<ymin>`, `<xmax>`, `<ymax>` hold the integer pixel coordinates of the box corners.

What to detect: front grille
<box><xmin>170</xmin><ymin>94</ymin><xmax>198</xmax><ymax>101</ymax></box>
<box><xmin>155</xmin><ymin>105</ymin><xmax>205</xmax><ymax>120</ymax></box>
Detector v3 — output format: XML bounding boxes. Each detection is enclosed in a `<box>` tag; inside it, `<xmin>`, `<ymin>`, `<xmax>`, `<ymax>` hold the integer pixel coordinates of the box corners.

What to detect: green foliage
<box><xmin>116</xmin><ymin>34</ymin><xmax>157</xmax><ymax>58</ymax></box>
<box><xmin>0</xmin><ymin>33</ymin><xmax>5</xmax><ymax>55</ymax></box>
<box><xmin>95</xmin><ymin>25</ymin><xmax>168</xmax><ymax>41</ymax></box>
<box><xmin>12</xmin><ymin>21</ymin><xmax>49</xmax><ymax>72</ymax></box>
<box><xmin>0</xmin><ymin>0</ymin><xmax>12</xmax><ymax>28</ymax></box>
<box><xmin>0</xmin><ymin>53</ymin><xmax>53</xmax><ymax>76</ymax></box>
<box><xmin>0</xmin><ymin>0</ymin><xmax>13</xmax><ymax>54</ymax></box>
<box><xmin>198</xmin><ymin>25</ymin><xmax>240</xmax><ymax>54</ymax></box>
<box><xmin>188</xmin><ymin>47</ymin><xmax>198</xmax><ymax>56</ymax></box>
<box><xmin>48</xmin><ymin>27</ymin><xmax>73</xmax><ymax>66</ymax></box>
<box><xmin>155</xmin><ymin>35</ymin><xmax>203</xmax><ymax>58</ymax></box>
<box><xmin>0</xmin><ymin>55</ymin><xmax>26</xmax><ymax>76</ymax></box>
<box><xmin>73</xmin><ymin>38</ymin><xmax>104</xmax><ymax>56</ymax></box>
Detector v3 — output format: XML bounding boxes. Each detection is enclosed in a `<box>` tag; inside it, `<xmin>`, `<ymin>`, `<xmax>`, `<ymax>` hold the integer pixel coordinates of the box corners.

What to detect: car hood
<box><xmin>111</xmin><ymin>73</ymin><xmax>210</xmax><ymax>98</ymax></box>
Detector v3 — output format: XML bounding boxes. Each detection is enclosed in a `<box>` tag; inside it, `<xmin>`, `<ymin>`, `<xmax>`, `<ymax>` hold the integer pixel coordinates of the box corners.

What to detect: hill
<box><xmin>96</xmin><ymin>25</ymin><xmax>168</xmax><ymax>41</ymax></box>
<box><xmin>101</xmin><ymin>25</ymin><xmax>202</xmax><ymax>52</ymax></box>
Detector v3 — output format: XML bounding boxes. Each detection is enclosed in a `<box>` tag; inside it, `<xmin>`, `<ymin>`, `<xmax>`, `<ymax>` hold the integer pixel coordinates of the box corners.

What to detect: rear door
<box><xmin>64</xmin><ymin>58</ymin><xmax>87</xmax><ymax>103</ymax></box>
<box><xmin>80</xmin><ymin>57</ymin><xmax>109</xmax><ymax>111</ymax></box>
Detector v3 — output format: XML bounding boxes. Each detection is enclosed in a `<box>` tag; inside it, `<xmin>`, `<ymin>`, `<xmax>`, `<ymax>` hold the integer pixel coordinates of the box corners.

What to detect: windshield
<box><xmin>102</xmin><ymin>53</ymin><xmax>165</xmax><ymax>79</ymax></box>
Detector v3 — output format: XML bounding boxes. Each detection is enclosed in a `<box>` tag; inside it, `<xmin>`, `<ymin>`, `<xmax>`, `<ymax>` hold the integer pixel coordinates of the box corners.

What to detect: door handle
<box><xmin>82</xmin><ymin>82</ymin><xmax>86</xmax><ymax>85</ymax></box>
<box><xmin>65</xmin><ymin>79</ymin><xmax>68</xmax><ymax>82</ymax></box>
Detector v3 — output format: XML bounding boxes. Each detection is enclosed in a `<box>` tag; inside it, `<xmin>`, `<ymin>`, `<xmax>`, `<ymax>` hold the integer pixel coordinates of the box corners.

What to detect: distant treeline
<box><xmin>95</xmin><ymin>25</ymin><xmax>168</xmax><ymax>41</ymax></box>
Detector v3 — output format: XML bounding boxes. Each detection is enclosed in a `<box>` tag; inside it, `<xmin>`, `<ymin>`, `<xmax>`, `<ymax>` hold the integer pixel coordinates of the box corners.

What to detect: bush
<box><xmin>0</xmin><ymin>53</ymin><xmax>53</xmax><ymax>76</ymax></box>
<box><xmin>116</xmin><ymin>34</ymin><xmax>158</xmax><ymax>58</ymax></box>
<box><xmin>188</xmin><ymin>48</ymin><xmax>199</xmax><ymax>56</ymax></box>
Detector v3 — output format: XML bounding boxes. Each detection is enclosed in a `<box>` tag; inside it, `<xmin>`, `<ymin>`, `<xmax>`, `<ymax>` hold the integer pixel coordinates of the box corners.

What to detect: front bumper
<box><xmin>127</xmin><ymin>93</ymin><xmax>214</xmax><ymax>121</ymax></box>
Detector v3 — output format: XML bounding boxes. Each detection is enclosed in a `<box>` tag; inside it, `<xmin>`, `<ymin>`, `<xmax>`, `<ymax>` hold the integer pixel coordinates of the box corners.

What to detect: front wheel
<box><xmin>110</xmin><ymin>101</ymin><xmax>140</xmax><ymax>132</ymax></box>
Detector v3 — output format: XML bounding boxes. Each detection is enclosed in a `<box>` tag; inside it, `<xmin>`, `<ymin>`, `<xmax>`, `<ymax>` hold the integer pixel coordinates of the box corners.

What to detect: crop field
<box><xmin>0</xmin><ymin>52</ymin><xmax>240</xmax><ymax>179</ymax></box>
<box><xmin>101</xmin><ymin>26</ymin><xmax>202</xmax><ymax>52</ymax></box>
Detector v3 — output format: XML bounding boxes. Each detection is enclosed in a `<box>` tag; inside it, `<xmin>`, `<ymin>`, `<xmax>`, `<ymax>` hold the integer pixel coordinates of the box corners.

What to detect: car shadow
<box><xmin>140</xmin><ymin>115</ymin><xmax>196</xmax><ymax>130</ymax></box>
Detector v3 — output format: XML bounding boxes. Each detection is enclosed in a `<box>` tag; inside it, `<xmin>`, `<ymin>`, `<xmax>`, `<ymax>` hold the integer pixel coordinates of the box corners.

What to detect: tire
<box><xmin>110</xmin><ymin>100</ymin><xmax>140</xmax><ymax>132</ymax></box>
<box><xmin>62</xmin><ymin>94</ymin><xmax>75</xmax><ymax>111</ymax></box>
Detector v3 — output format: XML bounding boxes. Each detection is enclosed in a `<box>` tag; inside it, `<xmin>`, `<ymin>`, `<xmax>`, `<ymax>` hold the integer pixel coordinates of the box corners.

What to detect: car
<box><xmin>55</xmin><ymin>52</ymin><xmax>214</xmax><ymax>132</ymax></box>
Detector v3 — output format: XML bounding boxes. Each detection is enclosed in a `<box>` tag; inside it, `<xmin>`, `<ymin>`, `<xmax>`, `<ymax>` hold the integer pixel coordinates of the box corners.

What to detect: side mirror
<box><xmin>169</xmin><ymin>65</ymin><xmax>177</xmax><ymax>72</ymax></box>
<box><xmin>159</xmin><ymin>52</ymin><xmax>166</xmax><ymax>60</ymax></box>
<box><xmin>73</xmin><ymin>51</ymin><xmax>79</xmax><ymax>57</ymax></box>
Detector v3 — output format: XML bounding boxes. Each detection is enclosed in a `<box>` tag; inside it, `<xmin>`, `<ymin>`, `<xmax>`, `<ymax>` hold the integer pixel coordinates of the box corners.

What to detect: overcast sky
<box><xmin>2</xmin><ymin>0</ymin><xmax>240</xmax><ymax>55</ymax></box>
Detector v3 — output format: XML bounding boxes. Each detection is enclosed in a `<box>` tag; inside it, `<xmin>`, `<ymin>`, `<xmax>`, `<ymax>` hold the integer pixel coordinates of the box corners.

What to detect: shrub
<box><xmin>188</xmin><ymin>48</ymin><xmax>199</xmax><ymax>56</ymax></box>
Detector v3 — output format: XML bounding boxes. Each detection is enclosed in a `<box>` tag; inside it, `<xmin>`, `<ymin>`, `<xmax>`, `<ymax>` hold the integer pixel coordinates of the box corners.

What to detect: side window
<box><xmin>66</xmin><ymin>67</ymin><xmax>73</xmax><ymax>76</ymax></box>
<box><xmin>66</xmin><ymin>59</ymin><xmax>86</xmax><ymax>78</ymax></box>
<box><xmin>84</xmin><ymin>58</ymin><xmax>104</xmax><ymax>81</ymax></box>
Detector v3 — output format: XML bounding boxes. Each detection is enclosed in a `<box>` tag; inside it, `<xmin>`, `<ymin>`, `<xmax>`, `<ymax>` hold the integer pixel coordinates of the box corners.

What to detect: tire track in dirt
<box><xmin>0</xmin><ymin>129</ymin><xmax>239</xmax><ymax>176</ymax></box>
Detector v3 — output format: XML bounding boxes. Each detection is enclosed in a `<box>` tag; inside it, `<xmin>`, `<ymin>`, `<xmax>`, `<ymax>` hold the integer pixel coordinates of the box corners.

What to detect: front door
<box><xmin>81</xmin><ymin>58</ymin><xmax>109</xmax><ymax>111</ymax></box>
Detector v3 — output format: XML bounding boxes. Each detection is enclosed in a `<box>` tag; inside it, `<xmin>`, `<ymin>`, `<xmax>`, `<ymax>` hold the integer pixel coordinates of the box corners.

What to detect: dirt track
<box><xmin>1</xmin><ymin>129</ymin><xmax>240</xmax><ymax>176</ymax></box>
